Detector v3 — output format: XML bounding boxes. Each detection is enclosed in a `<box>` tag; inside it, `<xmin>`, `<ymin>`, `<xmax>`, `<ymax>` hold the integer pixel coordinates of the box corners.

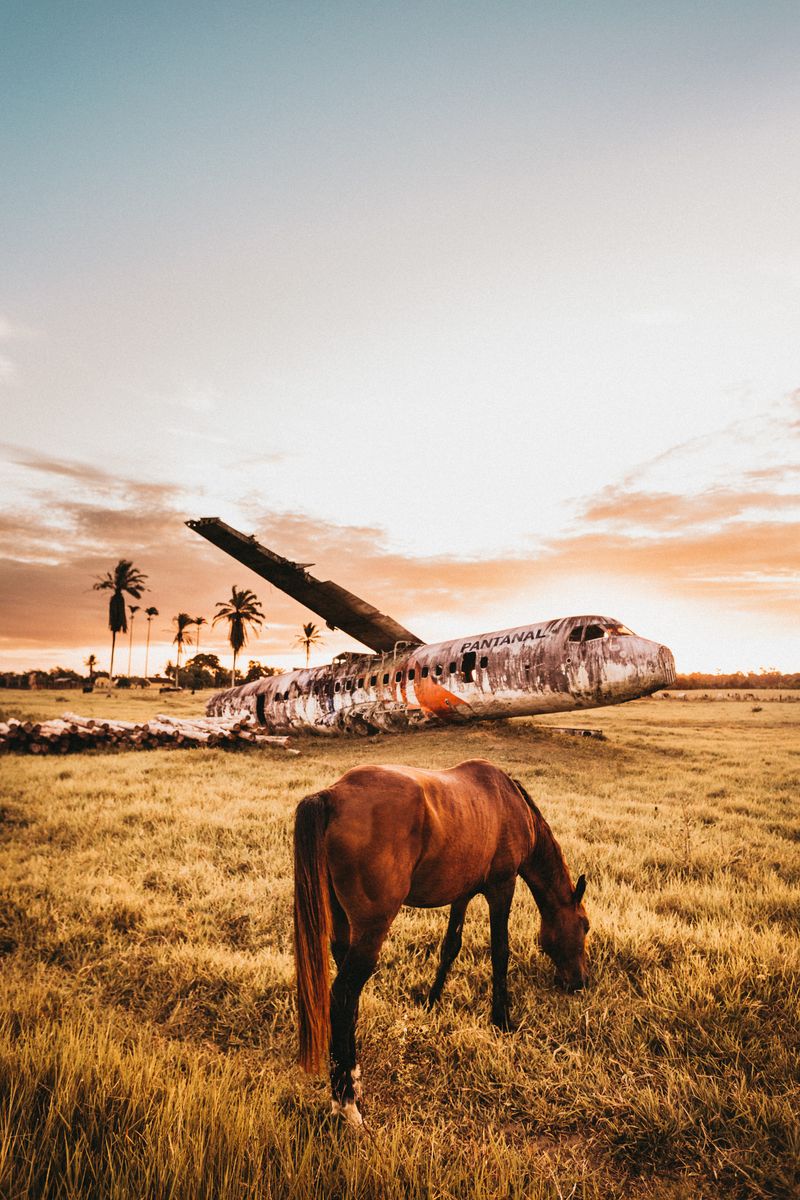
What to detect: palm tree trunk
<box><xmin>109</xmin><ymin>631</ymin><xmax>117</xmax><ymax>682</ymax></box>
<box><xmin>127</xmin><ymin>618</ymin><xmax>135</xmax><ymax>677</ymax></box>
<box><xmin>144</xmin><ymin>622</ymin><xmax>152</xmax><ymax>680</ymax></box>
<box><xmin>231</xmin><ymin>649</ymin><xmax>237</xmax><ymax>688</ymax></box>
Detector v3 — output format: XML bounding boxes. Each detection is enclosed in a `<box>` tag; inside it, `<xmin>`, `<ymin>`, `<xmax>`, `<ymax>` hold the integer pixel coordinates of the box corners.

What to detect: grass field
<box><xmin>1</xmin><ymin>689</ymin><xmax>798</xmax><ymax>1199</ymax></box>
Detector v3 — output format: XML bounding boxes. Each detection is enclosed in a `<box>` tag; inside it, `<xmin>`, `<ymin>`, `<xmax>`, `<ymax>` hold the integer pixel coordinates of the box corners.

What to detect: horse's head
<box><xmin>539</xmin><ymin>874</ymin><xmax>589</xmax><ymax>992</ymax></box>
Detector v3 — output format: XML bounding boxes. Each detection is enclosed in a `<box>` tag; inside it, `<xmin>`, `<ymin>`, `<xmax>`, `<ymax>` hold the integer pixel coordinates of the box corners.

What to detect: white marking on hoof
<box><xmin>340</xmin><ymin>1100</ymin><xmax>363</xmax><ymax>1127</ymax></box>
<box><xmin>331</xmin><ymin>1097</ymin><xmax>363</xmax><ymax>1127</ymax></box>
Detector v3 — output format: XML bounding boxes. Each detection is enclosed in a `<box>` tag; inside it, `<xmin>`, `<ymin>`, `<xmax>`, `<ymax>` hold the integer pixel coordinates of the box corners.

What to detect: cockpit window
<box><xmin>605</xmin><ymin>623</ymin><xmax>635</xmax><ymax>636</ymax></box>
<box><xmin>568</xmin><ymin>626</ymin><xmax>583</xmax><ymax>642</ymax></box>
<box><xmin>583</xmin><ymin>625</ymin><xmax>605</xmax><ymax>641</ymax></box>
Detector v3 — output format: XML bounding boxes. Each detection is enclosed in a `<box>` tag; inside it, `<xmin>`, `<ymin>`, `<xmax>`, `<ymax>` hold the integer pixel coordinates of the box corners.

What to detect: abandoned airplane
<box><xmin>186</xmin><ymin>517</ymin><xmax>676</xmax><ymax>734</ymax></box>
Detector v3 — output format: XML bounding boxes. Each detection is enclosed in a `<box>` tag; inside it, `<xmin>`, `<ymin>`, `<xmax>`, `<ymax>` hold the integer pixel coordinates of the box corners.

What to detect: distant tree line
<box><xmin>0</xmin><ymin>656</ymin><xmax>281</xmax><ymax>691</ymax></box>
<box><xmin>162</xmin><ymin>654</ymin><xmax>280</xmax><ymax>691</ymax></box>
<box><xmin>672</xmin><ymin>670</ymin><xmax>800</xmax><ymax>690</ymax></box>
<box><xmin>0</xmin><ymin>667</ymin><xmax>89</xmax><ymax>690</ymax></box>
<box><xmin>1</xmin><ymin>557</ymin><xmax>327</xmax><ymax>690</ymax></box>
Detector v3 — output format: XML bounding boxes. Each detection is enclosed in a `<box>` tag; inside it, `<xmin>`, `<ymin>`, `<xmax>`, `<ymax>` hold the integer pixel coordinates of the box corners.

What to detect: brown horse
<box><xmin>293</xmin><ymin>758</ymin><xmax>589</xmax><ymax>1125</ymax></box>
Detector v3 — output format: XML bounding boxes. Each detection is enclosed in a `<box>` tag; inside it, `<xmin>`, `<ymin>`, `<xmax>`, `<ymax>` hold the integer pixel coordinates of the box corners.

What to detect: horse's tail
<box><xmin>293</xmin><ymin>791</ymin><xmax>333</xmax><ymax>1073</ymax></box>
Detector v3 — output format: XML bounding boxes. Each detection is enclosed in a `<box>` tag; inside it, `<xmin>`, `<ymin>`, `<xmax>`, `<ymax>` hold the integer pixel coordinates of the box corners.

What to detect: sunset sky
<box><xmin>1</xmin><ymin>3</ymin><xmax>798</xmax><ymax>676</ymax></box>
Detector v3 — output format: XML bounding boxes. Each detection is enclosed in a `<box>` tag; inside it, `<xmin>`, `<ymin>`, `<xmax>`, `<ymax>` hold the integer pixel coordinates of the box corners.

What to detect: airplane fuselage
<box><xmin>207</xmin><ymin>614</ymin><xmax>676</xmax><ymax>734</ymax></box>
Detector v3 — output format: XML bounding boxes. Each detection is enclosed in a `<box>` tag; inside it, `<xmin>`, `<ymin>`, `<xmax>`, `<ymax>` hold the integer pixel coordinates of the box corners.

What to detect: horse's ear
<box><xmin>573</xmin><ymin>874</ymin><xmax>586</xmax><ymax>903</ymax></box>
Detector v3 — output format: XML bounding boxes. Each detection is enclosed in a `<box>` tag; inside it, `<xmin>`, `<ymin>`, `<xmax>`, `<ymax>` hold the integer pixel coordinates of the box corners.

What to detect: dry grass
<box><xmin>1</xmin><ymin>689</ymin><xmax>798</xmax><ymax>1198</ymax></box>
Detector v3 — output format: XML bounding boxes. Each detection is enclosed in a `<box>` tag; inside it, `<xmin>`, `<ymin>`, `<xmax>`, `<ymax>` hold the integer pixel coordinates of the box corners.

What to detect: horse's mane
<box><xmin>509</xmin><ymin>775</ymin><xmax>572</xmax><ymax>887</ymax></box>
<box><xmin>509</xmin><ymin>776</ymin><xmax>544</xmax><ymax>823</ymax></box>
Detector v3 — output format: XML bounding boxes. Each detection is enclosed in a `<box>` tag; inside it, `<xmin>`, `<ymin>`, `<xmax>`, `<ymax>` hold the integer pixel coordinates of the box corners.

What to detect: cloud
<box><xmin>580</xmin><ymin>486</ymin><xmax>799</xmax><ymax>532</ymax></box>
<box><xmin>0</xmin><ymin>316</ymin><xmax>36</xmax><ymax>341</ymax></box>
<box><xmin>540</xmin><ymin>523</ymin><xmax>799</xmax><ymax>618</ymax></box>
<box><xmin>545</xmin><ymin>389</ymin><xmax>800</xmax><ymax>621</ymax></box>
<box><xmin>611</xmin><ymin>390</ymin><xmax>800</xmax><ymax>496</ymax></box>
<box><xmin>0</xmin><ymin>391</ymin><xmax>798</xmax><ymax>670</ymax></box>
<box><xmin>1</xmin><ymin>443</ymin><xmax>178</xmax><ymax>499</ymax></box>
<box><xmin>0</xmin><ymin>316</ymin><xmax>38</xmax><ymax>386</ymax></box>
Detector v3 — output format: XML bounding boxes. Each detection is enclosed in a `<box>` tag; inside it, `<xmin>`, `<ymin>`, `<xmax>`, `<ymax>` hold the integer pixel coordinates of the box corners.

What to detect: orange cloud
<box><xmin>581</xmin><ymin>486</ymin><xmax>799</xmax><ymax>530</ymax></box>
<box><xmin>1</xmin><ymin>434</ymin><xmax>797</xmax><ymax>668</ymax></box>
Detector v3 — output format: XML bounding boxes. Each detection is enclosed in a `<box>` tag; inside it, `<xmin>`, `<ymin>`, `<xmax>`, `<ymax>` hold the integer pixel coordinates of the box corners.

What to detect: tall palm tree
<box><xmin>172</xmin><ymin>613</ymin><xmax>194</xmax><ymax>688</ymax></box>
<box><xmin>127</xmin><ymin>604</ymin><xmax>140</xmax><ymax>677</ymax></box>
<box><xmin>144</xmin><ymin>606</ymin><xmax>159</xmax><ymax>680</ymax></box>
<box><xmin>93</xmin><ymin>560</ymin><xmax>147</xmax><ymax>682</ymax></box>
<box><xmin>295</xmin><ymin>621</ymin><xmax>324</xmax><ymax>667</ymax></box>
<box><xmin>193</xmin><ymin>616</ymin><xmax>207</xmax><ymax>659</ymax></box>
<box><xmin>213</xmin><ymin>586</ymin><xmax>265</xmax><ymax>687</ymax></box>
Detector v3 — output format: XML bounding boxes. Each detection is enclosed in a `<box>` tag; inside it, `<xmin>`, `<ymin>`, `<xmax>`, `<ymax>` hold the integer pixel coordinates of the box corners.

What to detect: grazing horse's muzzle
<box><xmin>555</xmin><ymin>965</ymin><xmax>588</xmax><ymax>993</ymax></box>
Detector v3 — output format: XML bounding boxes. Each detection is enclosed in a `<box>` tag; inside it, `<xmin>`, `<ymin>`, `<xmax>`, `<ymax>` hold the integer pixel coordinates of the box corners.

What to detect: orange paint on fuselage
<box><xmin>411</xmin><ymin>669</ymin><xmax>471</xmax><ymax>721</ymax></box>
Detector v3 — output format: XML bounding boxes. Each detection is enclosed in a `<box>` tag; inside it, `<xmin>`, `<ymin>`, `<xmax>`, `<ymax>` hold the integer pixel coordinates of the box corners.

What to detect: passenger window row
<box><xmin>271</xmin><ymin>650</ymin><xmax>496</xmax><ymax>700</ymax></box>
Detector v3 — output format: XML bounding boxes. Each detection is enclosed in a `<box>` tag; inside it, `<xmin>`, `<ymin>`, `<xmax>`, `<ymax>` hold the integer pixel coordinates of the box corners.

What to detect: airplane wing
<box><xmin>186</xmin><ymin>517</ymin><xmax>424</xmax><ymax>654</ymax></box>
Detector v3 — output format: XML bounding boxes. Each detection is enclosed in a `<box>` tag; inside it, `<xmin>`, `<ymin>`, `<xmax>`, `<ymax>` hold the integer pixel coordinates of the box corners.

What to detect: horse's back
<box><xmin>325</xmin><ymin>760</ymin><xmax>535</xmax><ymax>912</ymax></box>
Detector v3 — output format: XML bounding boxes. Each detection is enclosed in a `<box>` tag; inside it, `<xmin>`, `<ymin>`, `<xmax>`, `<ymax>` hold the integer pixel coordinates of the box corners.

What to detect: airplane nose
<box><xmin>658</xmin><ymin>645</ymin><xmax>676</xmax><ymax>687</ymax></box>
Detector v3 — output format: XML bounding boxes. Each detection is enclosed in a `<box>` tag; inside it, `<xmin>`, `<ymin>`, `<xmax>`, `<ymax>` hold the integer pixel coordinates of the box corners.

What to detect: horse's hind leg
<box><xmin>329</xmin><ymin>886</ymin><xmax>350</xmax><ymax>970</ymax></box>
<box><xmin>427</xmin><ymin>897</ymin><xmax>469</xmax><ymax>1008</ymax></box>
<box><xmin>329</xmin><ymin>921</ymin><xmax>390</xmax><ymax>1126</ymax></box>
<box><xmin>486</xmin><ymin>879</ymin><xmax>516</xmax><ymax>1030</ymax></box>
<box><xmin>328</xmin><ymin>888</ymin><xmax>359</xmax><ymax>1092</ymax></box>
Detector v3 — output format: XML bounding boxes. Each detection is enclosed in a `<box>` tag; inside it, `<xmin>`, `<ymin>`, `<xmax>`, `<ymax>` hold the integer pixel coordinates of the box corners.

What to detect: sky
<box><xmin>1</xmin><ymin>1</ymin><xmax>798</xmax><ymax>676</ymax></box>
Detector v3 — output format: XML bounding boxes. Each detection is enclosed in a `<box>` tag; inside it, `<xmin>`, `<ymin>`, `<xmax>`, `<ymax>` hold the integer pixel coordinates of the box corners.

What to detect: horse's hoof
<box><xmin>331</xmin><ymin>1099</ymin><xmax>363</xmax><ymax>1127</ymax></box>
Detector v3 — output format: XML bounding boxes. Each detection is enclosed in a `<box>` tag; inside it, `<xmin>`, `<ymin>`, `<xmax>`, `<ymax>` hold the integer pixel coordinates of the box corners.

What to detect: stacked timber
<box><xmin>0</xmin><ymin>713</ymin><xmax>298</xmax><ymax>755</ymax></box>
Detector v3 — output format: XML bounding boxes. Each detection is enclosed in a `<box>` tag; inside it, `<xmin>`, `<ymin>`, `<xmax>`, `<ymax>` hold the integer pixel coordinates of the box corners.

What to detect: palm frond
<box><xmin>212</xmin><ymin>585</ymin><xmax>266</xmax><ymax>667</ymax></box>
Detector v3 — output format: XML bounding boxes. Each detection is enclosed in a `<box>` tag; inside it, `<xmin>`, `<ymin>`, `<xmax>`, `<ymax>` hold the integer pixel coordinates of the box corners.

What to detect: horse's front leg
<box><xmin>329</xmin><ymin>922</ymin><xmax>389</xmax><ymax>1126</ymax></box>
<box><xmin>486</xmin><ymin>879</ymin><xmax>516</xmax><ymax>1030</ymax></box>
<box><xmin>427</xmin><ymin>896</ymin><xmax>470</xmax><ymax>1008</ymax></box>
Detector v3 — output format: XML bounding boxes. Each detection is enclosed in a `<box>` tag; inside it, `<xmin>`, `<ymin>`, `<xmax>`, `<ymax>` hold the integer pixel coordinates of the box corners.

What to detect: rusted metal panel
<box><xmin>206</xmin><ymin>615</ymin><xmax>676</xmax><ymax>734</ymax></box>
<box><xmin>186</xmin><ymin>518</ymin><xmax>422</xmax><ymax>654</ymax></box>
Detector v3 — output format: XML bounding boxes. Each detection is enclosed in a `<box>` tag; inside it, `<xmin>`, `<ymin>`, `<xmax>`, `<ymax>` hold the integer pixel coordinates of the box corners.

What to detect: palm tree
<box><xmin>93</xmin><ymin>560</ymin><xmax>147</xmax><ymax>682</ymax></box>
<box><xmin>213</xmin><ymin>586</ymin><xmax>265</xmax><ymax>687</ymax></box>
<box><xmin>295</xmin><ymin>621</ymin><xmax>324</xmax><ymax>667</ymax></box>
<box><xmin>85</xmin><ymin>654</ymin><xmax>97</xmax><ymax>682</ymax></box>
<box><xmin>172</xmin><ymin>613</ymin><xmax>195</xmax><ymax>688</ymax></box>
<box><xmin>144</xmin><ymin>606</ymin><xmax>159</xmax><ymax>680</ymax></box>
<box><xmin>193</xmin><ymin>616</ymin><xmax>207</xmax><ymax>659</ymax></box>
<box><xmin>127</xmin><ymin>604</ymin><xmax>140</xmax><ymax>677</ymax></box>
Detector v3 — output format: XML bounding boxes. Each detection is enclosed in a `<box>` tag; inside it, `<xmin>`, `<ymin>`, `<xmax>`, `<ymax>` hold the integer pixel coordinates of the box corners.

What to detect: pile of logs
<box><xmin>0</xmin><ymin>712</ymin><xmax>298</xmax><ymax>755</ymax></box>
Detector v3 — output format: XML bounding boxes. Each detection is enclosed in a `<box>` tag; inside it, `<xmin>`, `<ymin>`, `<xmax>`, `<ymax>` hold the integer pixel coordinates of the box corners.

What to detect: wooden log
<box><xmin>62</xmin><ymin>713</ymin><xmax>97</xmax><ymax>728</ymax></box>
<box><xmin>0</xmin><ymin>709</ymin><xmax>298</xmax><ymax>755</ymax></box>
